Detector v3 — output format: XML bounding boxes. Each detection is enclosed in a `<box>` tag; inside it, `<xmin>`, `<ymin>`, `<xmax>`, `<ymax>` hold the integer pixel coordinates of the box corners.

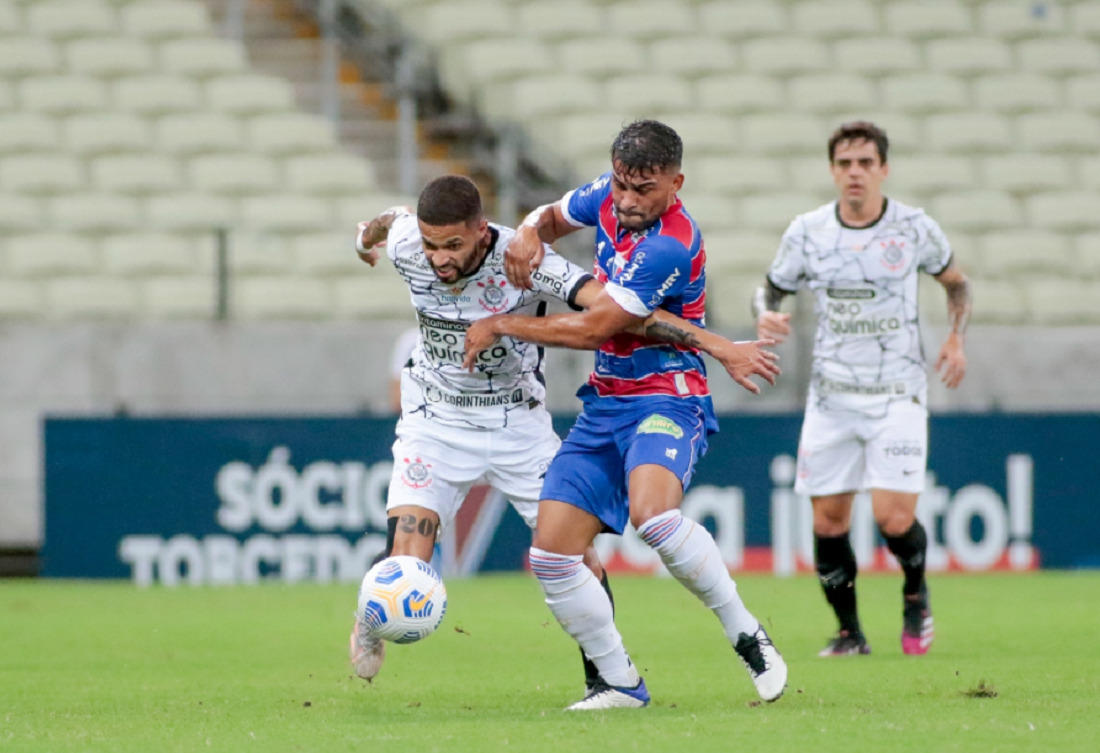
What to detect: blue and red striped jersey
<box><xmin>561</xmin><ymin>173</ymin><xmax>717</xmax><ymax>431</ymax></box>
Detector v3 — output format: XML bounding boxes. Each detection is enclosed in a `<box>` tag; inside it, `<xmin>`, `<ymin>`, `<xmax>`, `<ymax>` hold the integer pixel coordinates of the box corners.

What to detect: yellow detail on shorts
<box><xmin>637</xmin><ymin>414</ymin><xmax>684</xmax><ymax>439</ymax></box>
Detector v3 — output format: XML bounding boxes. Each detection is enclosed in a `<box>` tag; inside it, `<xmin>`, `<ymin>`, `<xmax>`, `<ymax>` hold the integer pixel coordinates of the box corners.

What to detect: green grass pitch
<box><xmin>2</xmin><ymin>571</ymin><xmax>1097</xmax><ymax>753</ymax></box>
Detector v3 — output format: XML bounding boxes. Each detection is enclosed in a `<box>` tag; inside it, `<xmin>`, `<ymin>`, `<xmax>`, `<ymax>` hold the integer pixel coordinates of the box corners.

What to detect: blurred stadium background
<box><xmin>3</xmin><ymin>0</ymin><xmax>1099</xmax><ymax>574</ymax></box>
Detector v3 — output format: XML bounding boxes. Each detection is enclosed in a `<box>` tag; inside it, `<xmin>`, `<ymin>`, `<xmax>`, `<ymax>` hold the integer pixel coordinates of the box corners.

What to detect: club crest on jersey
<box><xmin>401</xmin><ymin>457</ymin><xmax>433</xmax><ymax>489</ymax></box>
<box><xmin>879</xmin><ymin>239</ymin><xmax>906</xmax><ymax>271</ymax></box>
<box><xmin>477</xmin><ymin>276</ymin><xmax>508</xmax><ymax>313</ymax></box>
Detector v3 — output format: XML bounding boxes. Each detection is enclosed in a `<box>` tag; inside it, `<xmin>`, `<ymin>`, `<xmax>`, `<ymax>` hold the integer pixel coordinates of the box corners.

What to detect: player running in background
<box><xmin>350</xmin><ymin>174</ymin><xmax>769</xmax><ymax>689</ymax></box>
<box><xmin>752</xmin><ymin>121</ymin><xmax>971</xmax><ymax>657</ymax></box>
<box><xmin>464</xmin><ymin>120</ymin><xmax>788</xmax><ymax>709</ymax></box>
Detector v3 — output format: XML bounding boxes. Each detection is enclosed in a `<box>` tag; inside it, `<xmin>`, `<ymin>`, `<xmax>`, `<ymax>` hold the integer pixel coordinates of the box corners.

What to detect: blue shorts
<box><xmin>540</xmin><ymin>398</ymin><xmax>710</xmax><ymax>534</ymax></box>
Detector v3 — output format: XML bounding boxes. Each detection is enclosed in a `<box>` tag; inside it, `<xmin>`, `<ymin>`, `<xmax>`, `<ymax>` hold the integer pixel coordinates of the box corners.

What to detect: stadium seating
<box><xmin>1</xmin><ymin>0</ymin><xmax>1097</xmax><ymax>328</ymax></box>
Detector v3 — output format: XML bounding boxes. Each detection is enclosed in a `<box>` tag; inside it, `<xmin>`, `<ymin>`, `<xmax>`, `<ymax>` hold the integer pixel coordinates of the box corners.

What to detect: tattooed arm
<box><xmin>933</xmin><ymin>263</ymin><xmax>971</xmax><ymax>388</ymax></box>
<box><xmin>354</xmin><ymin>206</ymin><xmax>411</xmax><ymax>267</ymax></box>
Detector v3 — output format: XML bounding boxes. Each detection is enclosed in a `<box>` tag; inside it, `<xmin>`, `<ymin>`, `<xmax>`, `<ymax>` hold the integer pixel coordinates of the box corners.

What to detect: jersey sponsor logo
<box><xmin>531</xmin><ymin>267</ymin><xmax>565</xmax><ymax>296</ymax></box>
<box><xmin>883</xmin><ymin>441</ymin><xmax>924</xmax><ymax>458</ymax></box>
<box><xmin>637</xmin><ymin>414</ymin><xmax>684</xmax><ymax>439</ymax></box>
<box><xmin>618</xmin><ymin>251</ymin><xmax>646</xmax><ymax>283</ymax></box>
<box><xmin>826</xmin><ymin>298</ymin><xmax>901</xmax><ymax>337</ymax></box>
<box><xmin>477</xmin><ymin>276</ymin><xmax>509</xmax><ymax>313</ymax></box>
<box><xmin>826</xmin><ymin>288</ymin><xmax>876</xmax><ymax>300</ymax></box>
<box><xmin>648</xmin><ymin>267</ymin><xmax>681</xmax><ymax>307</ymax></box>
<box><xmin>819</xmin><ymin>377</ymin><xmax>908</xmax><ymax>396</ymax></box>
<box><xmin>401</xmin><ymin>457</ymin><xmax>433</xmax><ymax>489</ymax></box>
<box><xmin>424</xmin><ymin>386</ymin><xmax>525</xmax><ymax>408</ymax></box>
<box><xmin>416</xmin><ymin>313</ymin><xmax>507</xmax><ymax>366</ymax></box>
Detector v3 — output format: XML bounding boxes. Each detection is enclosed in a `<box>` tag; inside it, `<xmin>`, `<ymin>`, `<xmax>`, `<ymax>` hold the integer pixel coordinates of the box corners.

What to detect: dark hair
<box><xmin>610</xmin><ymin>119</ymin><xmax>683</xmax><ymax>175</ymax></box>
<box><xmin>828</xmin><ymin>121</ymin><xmax>889</xmax><ymax>164</ymax></box>
<box><xmin>417</xmin><ymin>174</ymin><xmax>483</xmax><ymax>226</ymax></box>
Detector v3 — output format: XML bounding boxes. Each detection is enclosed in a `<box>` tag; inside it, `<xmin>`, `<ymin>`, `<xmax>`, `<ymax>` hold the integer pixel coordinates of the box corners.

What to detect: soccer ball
<box><xmin>357</xmin><ymin>555</ymin><xmax>447</xmax><ymax>644</ymax></box>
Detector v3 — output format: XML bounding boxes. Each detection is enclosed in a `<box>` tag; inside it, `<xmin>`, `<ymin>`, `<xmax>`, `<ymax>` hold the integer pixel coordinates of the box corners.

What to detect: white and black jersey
<box><xmin>386</xmin><ymin>211</ymin><xmax>592</xmax><ymax>429</ymax></box>
<box><xmin>767</xmin><ymin>198</ymin><xmax>953</xmax><ymax>417</ymax></box>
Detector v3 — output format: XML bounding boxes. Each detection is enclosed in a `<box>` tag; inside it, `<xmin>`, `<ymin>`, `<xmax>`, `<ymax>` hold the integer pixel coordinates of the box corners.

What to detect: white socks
<box><xmin>529</xmin><ymin>547</ymin><xmax>638</xmax><ymax>688</ymax></box>
<box><xmin>637</xmin><ymin>509</ymin><xmax>760</xmax><ymax>641</ymax></box>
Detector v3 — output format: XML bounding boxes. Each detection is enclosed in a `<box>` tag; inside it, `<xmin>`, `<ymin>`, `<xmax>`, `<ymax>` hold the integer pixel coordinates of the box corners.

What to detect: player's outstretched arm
<box><xmin>933</xmin><ymin>263</ymin><xmax>971</xmax><ymax>388</ymax></box>
<box><xmin>354</xmin><ymin>206</ymin><xmax>410</xmax><ymax>267</ymax></box>
<box><xmin>505</xmin><ymin>202</ymin><xmax>582</xmax><ymax>290</ymax></box>
<box><xmin>641</xmin><ymin>310</ymin><xmax>780</xmax><ymax>395</ymax></box>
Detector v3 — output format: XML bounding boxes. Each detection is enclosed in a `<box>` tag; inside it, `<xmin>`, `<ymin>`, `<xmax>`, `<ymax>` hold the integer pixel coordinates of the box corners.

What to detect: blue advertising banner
<box><xmin>42</xmin><ymin>413</ymin><xmax>1100</xmax><ymax>584</ymax></box>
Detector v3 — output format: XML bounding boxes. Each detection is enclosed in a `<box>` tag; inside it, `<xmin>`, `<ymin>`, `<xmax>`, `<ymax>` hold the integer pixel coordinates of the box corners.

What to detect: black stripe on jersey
<box><xmin>834</xmin><ymin>197</ymin><xmax>890</xmax><ymax>230</ymax></box>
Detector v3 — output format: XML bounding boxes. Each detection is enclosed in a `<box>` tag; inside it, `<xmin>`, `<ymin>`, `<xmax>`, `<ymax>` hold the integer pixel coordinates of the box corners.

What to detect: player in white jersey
<box><xmin>349</xmin><ymin>174</ymin><xmax>760</xmax><ymax>688</ymax></box>
<box><xmin>752</xmin><ymin>122</ymin><xmax>971</xmax><ymax>657</ymax></box>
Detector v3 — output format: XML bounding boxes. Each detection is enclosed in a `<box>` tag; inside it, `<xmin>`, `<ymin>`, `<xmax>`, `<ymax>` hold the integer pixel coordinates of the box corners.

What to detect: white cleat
<box><xmin>350</xmin><ymin>615</ymin><xmax>385</xmax><ymax>681</ymax></box>
<box><xmin>566</xmin><ymin>678</ymin><xmax>650</xmax><ymax>710</ymax></box>
<box><xmin>734</xmin><ymin>626</ymin><xmax>788</xmax><ymax>702</ymax></box>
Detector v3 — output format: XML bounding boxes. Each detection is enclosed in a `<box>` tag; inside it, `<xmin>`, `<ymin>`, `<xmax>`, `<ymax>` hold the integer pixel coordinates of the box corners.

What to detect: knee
<box><xmin>877</xmin><ymin>511</ymin><xmax>916</xmax><ymax>538</ymax></box>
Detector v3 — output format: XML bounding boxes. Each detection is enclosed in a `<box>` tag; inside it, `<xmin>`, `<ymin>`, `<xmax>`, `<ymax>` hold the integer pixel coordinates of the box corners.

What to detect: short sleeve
<box><xmin>918</xmin><ymin>215</ymin><xmax>954</xmax><ymax>275</ymax></box>
<box><xmin>766</xmin><ymin>219</ymin><xmax>806</xmax><ymax>293</ymax></box>
<box><xmin>604</xmin><ymin>235</ymin><xmax>691</xmax><ymax>317</ymax></box>
<box><xmin>561</xmin><ymin>173</ymin><xmax>612</xmax><ymax>228</ymax></box>
<box><xmin>531</xmin><ymin>247</ymin><xmax>594</xmax><ymax>308</ymax></box>
<box><xmin>386</xmin><ymin>211</ymin><xmax>419</xmax><ymax>263</ymax></box>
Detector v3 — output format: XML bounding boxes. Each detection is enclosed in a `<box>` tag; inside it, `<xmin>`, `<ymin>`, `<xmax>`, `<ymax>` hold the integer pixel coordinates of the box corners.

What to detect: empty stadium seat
<box><xmin>46</xmin><ymin>277</ymin><xmax>141</xmax><ymax>319</ymax></box>
<box><xmin>482</xmin><ymin>74</ymin><xmax>603</xmax><ymax>121</ymax></box>
<box><xmin>688</xmin><ymin>156</ymin><xmax>787</xmax><ymax>196</ymax></box>
<box><xmin>979</xmin><ymin>1</ymin><xmax>1067</xmax><ymax>39</ymax></box>
<box><xmin>0</xmin><ymin>113</ymin><xmax>59</xmax><ymax>154</ymax></box>
<box><xmin>965</xmin><ymin>276</ymin><xmax>1027</xmax><ymax>323</ymax></box>
<box><xmin>696</xmin><ymin>1</ymin><xmax>787</xmax><ymax>39</ymax></box>
<box><xmin>119</xmin><ymin>0</ymin><xmax>211</xmax><ymax>39</ymax></box>
<box><xmin>700</xmin><ymin>230</ymin><xmax>781</xmax><ymax>273</ymax></box>
<box><xmin>925</xmin><ymin>112</ymin><xmax>1013</xmax><ymax>153</ymax></box>
<box><xmin>1017</xmin><ymin>112</ymin><xmax>1100</xmax><ymax>152</ymax></box>
<box><xmin>146</xmin><ymin>192</ymin><xmax>235</xmax><ymax>230</ymax></box>
<box><xmin>0</xmin><ymin>3</ymin><xmax>21</xmax><ymax>34</ymax></box>
<box><xmin>740</xmin><ymin>37</ymin><xmax>829</xmax><ymax>76</ymax></box>
<box><xmin>929</xmin><ymin>190</ymin><xmax>1022</xmax><ymax>232</ymax></box>
<box><xmin>605</xmin><ymin>1</ymin><xmax>695</xmax><ymax>40</ymax></box>
<box><xmin>112</xmin><ymin>74</ymin><xmax>203</xmax><ymax>114</ymax></box>
<box><xmin>649</xmin><ymin>37</ymin><xmax>737</xmax><ymax>78</ymax></box>
<box><xmin>527</xmin><ymin>112</ymin><xmax>625</xmax><ymax>161</ymax></box>
<box><xmin>740</xmin><ymin>114</ymin><xmax>823</xmax><ymax>155</ymax></box>
<box><xmin>791</xmin><ymin>0</ymin><xmax>880</xmax><ymax>38</ymax></box>
<box><xmin>187</xmin><ymin>154</ymin><xmax>278</xmax><ymax>195</ymax></box>
<box><xmin>0</xmin><ymin>38</ymin><xmax>60</xmax><ymax>77</ymax></box>
<box><xmin>603</xmin><ymin>74</ymin><xmax>697</xmax><ymax>115</ymax></box>
<box><xmin>556</xmin><ymin>38</ymin><xmax>646</xmax><ymax>78</ymax></box>
<box><xmin>204</xmin><ymin>74</ymin><xmax>297</xmax><ymax>115</ymax></box>
<box><xmin>881</xmin><ymin>74</ymin><xmax>969</xmax><ymax>112</ymax></box>
<box><xmin>235</xmin><ymin>277</ymin><xmax>334</xmax><ymax>318</ymax></box>
<box><xmin>981</xmin><ymin>154</ymin><xmax>1072</xmax><ymax>192</ymax></box>
<box><xmin>0</xmin><ymin>193</ymin><xmax>45</xmax><ymax>231</ymax></box>
<box><xmin>980</xmin><ymin>229</ymin><xmax>1074</xmax><ymax>276</ymax></box>
<box><xmin>284</xmin><ymin>154</ymin><xmax>377</xmax><ymax>194</ymax></box>
<box><xmin>240</xmin><ymin>195</ymin><xmax>331</xmax><ymax>232</ymax></box>
<box><xmin>1076</xmin><ymin>233</ymin><xmax>1100</xmax><ymax>275</ymax></box>
<box><xmin>1027</xmin><ymin>277</ymin><xmax>1100</xmax><ymax>324</ymax></box>
<box><xmin>925</xmin><ymin>38</ymin><xmax>1013</xmax><ymax>75</ymax></box>
<box><xmin>140</xmin><ymin>276</ymin><xmax>217</xmax><ymax>318</ymax></box>
<box><xmin>1072</xmin><ymin>3</ymin><xmax>1100</xmax><ymax>39</ymax></box>
<box><xmin>739</xmin><ymin>192</ymin><xmax>825</xmax><ymax>232</ymax></box>
<box><xmin>25</xmin><ymin>1</ymin><xmax>116</xmax><ymax>39</ymax></box>
<box><xmin>49</xmin><ymin>193</ymin><xmax>142</xmax><ymax>231</ymax></box>
<box><xmin>0</xmin><ymin>280</ymin><xmax>43</xmax><ymax>319</ymax></box>
<box><xmin>63</xmin><ymin>113</ymin><xmax>154</xmax><ymax>154</ymax></box>
<box><xmin>787</xmin><ymin>74</ymin><xmax>876</xmax><ymax>114</ymax></box>
<box><xmin>245</xmin><ymin>112</ymin><xmax>338</xmax><ymax>154</ymax></box>
<box><xmin>834</xmin><ymin>38</ymin><xmax>921</xmax><ymax>75</ymax></box>
<box><xmin>1066</xmin><ymin>74</ymin><xmax>1100</xmax><ymax>112</ymax></box>
<box><xmin>883</xmin><ymin>1</ymin><xmax>972</xmax><ymax>38</ymax></box>
<box><xmin>0</xmin><ymin>154</ymin><xmax>84</xmax><ymax>194</ymax></box>
<box><xmin>1017</xmin><ymin>38</ymin><xmax>1100</xmax><ymax>75</ymax></box>
<box><xmin>158</xmin><ymin>37</ymin><xmax>248</xmax><ymax>78</ymax></box>
<box><xmin>156</xmin><ymin>112</ymin><xmax>244</xmax><ymax>154</ymax></box>
<box><xmin>101</xmin><ymin>232</ymin><xmax>200</xmax><ymax>275</ymax></box>
<box><xmin>1080</xmin><ymin>157</ymin><xmax>1100</xmax><ymax>191</ymax></box>
<box><xmin>6</xmin><ymin>233</ymin><xmax>98</xmax><ymax>277</ymax></box>
<box><xmin>1027</xmin><ymin>191</ymin><xmax>1100</xmax><ymax>232</ymax></box>
<box><xmin>415</xmin><ymin>2</ymin><xmax>515</xmax><ymax>44</ymax></box>
<box><xmin>64</xmin><ymin>37</ymin><xmax>154</xmax><ymax>77</ymax></box>
<box><xmin>884</xmin><ymin>155</ymin><xmax>979</xmax><ymax>196</ymax></box>
<box><xmin>972</xmin><ymin>73</ymin><xmax>1061</xmax><ymax>112</ymax></box>
<box><xmin>18</xmin><ymin>75</ymin><xmax>108</xmax><ymax>114</ymax></box>
<box><xmin>291</xmin><ymin>232</ymin><xmax>360</xmax><ymax>276</ymax></box>
<box><xmin>695</xmin><ymin>74</ymin><xmax>783</xmax><ymax>114</ymax></box>
<box><xmin>512</xmin><ymin>2</ymin><xmax>606</xmax><ymax>40</ymax></box>
<box><xmin>91</xmin><ymin>154</ymin><xmax>183</xmax><ymax>194</ymax></box>
<box><xmin>659</xmin><ymin>113</ymin><xmax>738</xmax><ymax>155</ymax></box>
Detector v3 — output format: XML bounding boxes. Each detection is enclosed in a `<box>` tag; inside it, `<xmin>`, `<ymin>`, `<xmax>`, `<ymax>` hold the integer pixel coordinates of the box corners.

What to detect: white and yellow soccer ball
<box><xmin>357</xmin><ymin>555</ymin><xmax>448</xmax><ymax>644</ymax></box>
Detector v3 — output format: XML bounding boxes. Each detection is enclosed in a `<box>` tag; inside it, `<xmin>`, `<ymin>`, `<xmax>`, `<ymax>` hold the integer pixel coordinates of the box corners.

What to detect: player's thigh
<box><xmin>621</xmin><ymin>407</ymin><xmax>708</xmax><ymax>524</ymax></box>
<box><xmin>794</xmin><ymin>409</ymin><xmax>864</xmax><ymax>497</ymax></box>
<box><xmin>864</xmin><ymin>398</ymin><xmax>928</xmax><ymax>495</ymax></box>
<box><xmin>533</xmin><ymin>498</ymin><xmax>606</xmax><ymax>555</ymax></box>
<box><xmin>388</xmin><ymin>427</ymin><xmax>480</xmax><ymax>530</ymax></box>
<box><xmin>540</xmin><ymin>415</ymin><xmax>629</xmax><ymax>534</ymax></box>
<box><xmin>484</xmin><ymin>409</ymin><xmax>560</xmax><ymax>529</ymax></box>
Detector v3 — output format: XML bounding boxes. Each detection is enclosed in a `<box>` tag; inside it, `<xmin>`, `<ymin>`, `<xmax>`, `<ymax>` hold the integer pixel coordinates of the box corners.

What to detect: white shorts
<box><xmin>386</xmin><ymin>407</ymin><xmax>559</xmax><ymax>529</ymax></box>
<box><xmin>794</xmin><ymin>397</ymin><xmax>928</xmax><ymax>496</ymax></box>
